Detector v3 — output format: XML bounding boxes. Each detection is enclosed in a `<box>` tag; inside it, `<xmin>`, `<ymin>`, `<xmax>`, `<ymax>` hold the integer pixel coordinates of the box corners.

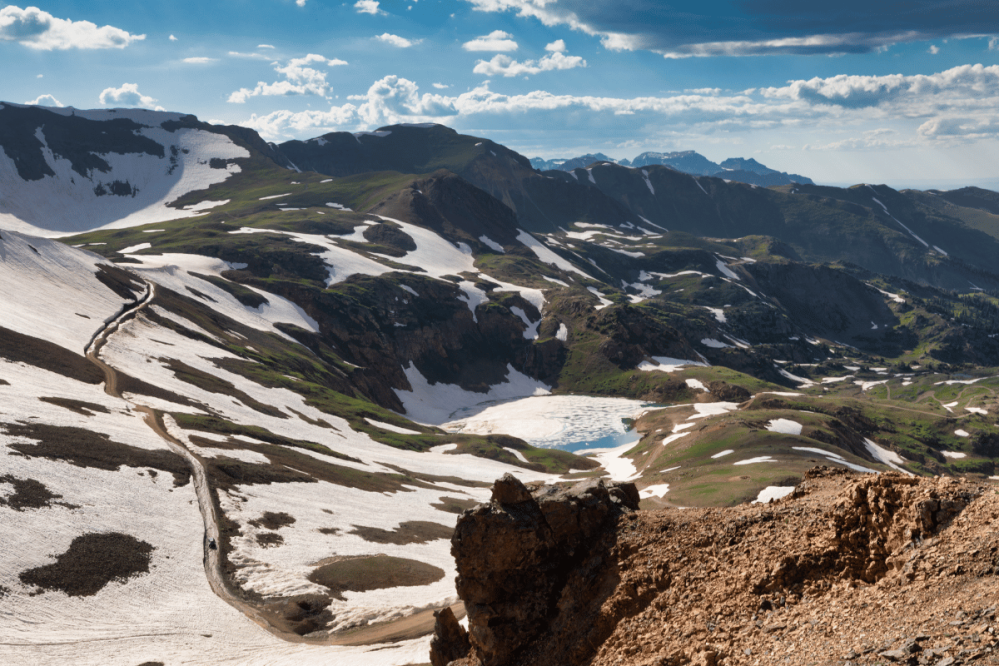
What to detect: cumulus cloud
<box><xmin>928</xmin><ymin>44</ymin><xmax>940</xmax><ymax>54</ymax></box>
<box><xmin>375</xmin><ymin>33</ymin><xmax>419</xmax><ymax>48</ymax></box>
<box><xmin>354</xmin><ymin>0</ymin><xmax>384</xmax><ymax>15</ymax></box>
<box><xmin>25</xmin><ymin>94</ymin><xmax>63</xmax><ymax>107</ymax></box>
<box><xmin>432</xmin><ymin>82</ymin><xmax>450</xmax><ymax>89</ymax></box>
<box><xmin>240</xmin><ymin>75</ymin><xmax>769</xmax><ymax>140</ymax></box>
<box><xmin>99</xmin><ymin>83</ymin><xmax>162</xmax><ymax>109</ymax></box>
<box><xmin>183</xmin><ymin>57</ymin><xmax>216</xmax><ymax>64</ymax></box>
<box><xmin>473</xmin><ymin>50</ymin><xmax>586</xmax><ymax>77</ymax></box>
<box><xmin>762</xmin><ymin>64</ymin><xmax>999</xmax><ymax>108</ymax></box>
<box><xmin>463</xmin><ymin>30</ymin><xmax>518</xmax><ymax>52</ymax></box>
<box><xmin>918</xmin><ymin>116</ymin><xmax>999</xmax><ymax>139</ymax></box>
<box><xmin>169</xmin><ymin>34</ymin><xmax>177</xmax><ymax>41</ymax></box>
<box><xmin>461</xmin><ymin>0</ymin><xmax>999</xmax><ymax>58</ymax></box>
<box><xmin>0</xmin><ymin>5</ymin><xmax>144</xmax><ymax>50</ymax></box>
<box><xmin>545</xmin><ymin>39</ymin><xmax>565</xmax><ymax>52</ymax></box>
<box><xmin>228</xmin><ymin>53</ymin><xmax>348</xmax><ymax>103</ymax></box>
<box><xmin>238</xmin><ymin>63</ymin><xmax>999</xmax><ymax>151</ymax></box>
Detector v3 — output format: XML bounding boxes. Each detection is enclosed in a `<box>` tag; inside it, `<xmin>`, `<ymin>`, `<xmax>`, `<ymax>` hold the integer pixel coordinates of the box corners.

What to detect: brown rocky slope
<box><xmin>431</xmin><ymin>470</ymin><xmax>999</xmax><ymax>666</ymax></box>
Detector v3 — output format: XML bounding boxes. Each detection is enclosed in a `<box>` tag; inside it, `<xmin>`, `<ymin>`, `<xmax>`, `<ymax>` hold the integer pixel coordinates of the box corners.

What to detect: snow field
<box><xmin>863</xmin><ymin>438</ymin><xmax>912</xmax><ymax>475</ymax></box>
<box><xmin>733</xmin><ymin>456</ymin><xmax>777</xmax><ymax>465</ymax></box>
<box><xmin>396</xmin><ymin>362</ymin><xmax>552</xmax><ymax>425</ymax></box>
<box><xmin>0</xmin><ymin>230</ymin><xmax>132</xmax><ymax>352</ymax></box>
<box><xmin>232</xmin><ymin>218</ymin><xmax>545</xmax><ymax>323</ymax></box>
<box><xmin>364</xmin><ymin>418</ymin><xmax>421</xmax><ymax>435</ymax></box>
<box><xmin>955</xmin><ymin>429</ymin><xmax>970</xmax><ymax>437</ymax></box>
<box><xmin>765</xmin><ymin>419</ymin><xmax>803</xmax><ymax>436</ymax></box>
<box><xmin>0</xmin><ymin>362</ymin><xmax>427</xmax><ymax>666</ymax></box>
<box><xmin>639</xmin><ymin>484</ymin><xmax>669</xmax><ymax>499</ymax></box>
<box><xmin>752</xmin><ymin>486</ymin><xmax>795</xmax><ymax>504</ymax></box>
<box><xmin>638</xmin><ymin>356</ymin><xmax>710</xmax><ymax>373</ymax></box>
<box><xmin>128</xmin><ymin>253</ymin><xmax>320</xmax><ymax>341</ymax></box>
<box><xmin>792</xmin><ymin>446</ymin><xmax>879</xmax><ymax>474</ymax></box>
<box><xmin>942</xmin><ymin>451</ymin><xmax>967</xmax><ymax>459</ymax></box>
<box><xmin>217</xmin><ymin>478</ymin><xmax>473</xmax><ymax>630</ymax></box>
<box><xmin>0</xmin><ymin>125</ymin><xmax>248</xmax><ymax>237</ymax></box>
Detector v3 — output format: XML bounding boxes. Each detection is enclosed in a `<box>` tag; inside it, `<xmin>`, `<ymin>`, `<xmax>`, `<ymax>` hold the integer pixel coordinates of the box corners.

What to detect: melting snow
<box><xmin>955</xmin><ymin>429</ymin><xmax>970</xmax><ymax>437</ymax></box>
<box><xmin>711</xmin><ymin>449</ymin><xmax>734</xmax><ymax>459</ymax></box>
<box><xmin>734</xmin><ymin>456</ymin><xmax>776</xmax><ymax>465</ymax></box>
<box><xmin>639</xmin><ymin>484</ymin><xmax>669</xmax><ymax>499</ymax></box>
<box><xmin>942</xmin><ymin>451</ymin><xmax>967</xmax><ymax>459</ymax></box>
<box><xmin>638</xmin><ymin>356</ymin><xmax>710</xmax><ymax>373</ymax></box>
<box><xmin>587</xmin><ymin>286</ymin><xmax>613</xmax><ymax>309</ymax></box>
<box><xmin>752</xmin><ymin>486</ymin><xmax>795</xmax><ymax>503</ymax></box>
<box><xmin>364</xmin><ymin>418</ymin><xmax>421</xmax><ymax>435</ymax></box>
<box><xmin>478</xmin><ymin>235</ymin><xmax>505</xmax><ymax>253</ymax></box>
<box><xmin>766</xmin><ymin>419</ymin><xmax>803</xmax><ymax>435</ymax></box>
<box><xmin>864</xmin><ymin>438</ymin><xmax>911</xmax><ymax>474</ymax></box>
<box><xmin>556</xmin><ymin>323</ymin><xmax>568</xmax><ymax>342</ymax></box>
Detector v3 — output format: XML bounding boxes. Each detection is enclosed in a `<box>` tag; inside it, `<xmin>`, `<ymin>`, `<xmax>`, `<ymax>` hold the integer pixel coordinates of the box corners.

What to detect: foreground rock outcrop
<box><xmin>433</xmin><ymin>469</ymin><xmax>999</xmax><ymax>665</ymax></box>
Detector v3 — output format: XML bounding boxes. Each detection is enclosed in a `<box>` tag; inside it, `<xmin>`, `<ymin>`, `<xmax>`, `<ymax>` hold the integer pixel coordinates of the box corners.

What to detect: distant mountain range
<box><xmin>530</xmin><ymin>149</ymin><xmax>814</xmax><ymax>187</ymax></box>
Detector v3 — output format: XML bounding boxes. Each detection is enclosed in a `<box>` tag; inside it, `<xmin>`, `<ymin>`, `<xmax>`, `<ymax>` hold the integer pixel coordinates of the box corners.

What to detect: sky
<box><xmin>2</xmin><ymin>0</ymin><xmax>999</xmax><ymax>188</ymax></box>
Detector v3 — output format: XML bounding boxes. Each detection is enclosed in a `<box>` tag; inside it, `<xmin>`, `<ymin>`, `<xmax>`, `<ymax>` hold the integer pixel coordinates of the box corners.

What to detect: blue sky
<box><xmin>3</xmin><ymin>1</ymin><xmax>999</xmax><ymax>187</ymax></box>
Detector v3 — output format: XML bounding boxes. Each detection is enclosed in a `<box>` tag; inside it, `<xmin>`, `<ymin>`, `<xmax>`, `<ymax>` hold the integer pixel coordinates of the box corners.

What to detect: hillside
<box><xmin>432</xmin><ymin>470</ymin><xmax>998</xmax><ymax>666</ymax></box>
<box><xmin>2</xmin><ymin>104</ymin><xmax>999</xmax><ymax>665</ymax></box>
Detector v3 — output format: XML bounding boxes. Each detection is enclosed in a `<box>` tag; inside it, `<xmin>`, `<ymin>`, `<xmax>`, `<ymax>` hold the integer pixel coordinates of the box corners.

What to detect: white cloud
<box><xmin>463</xmin><ymin>30</ymin><xmax>518</xmax><ymax>52</ymax></box>
<box><xmin>762</xmin><ymin>64</ymin><xmax>999</xmax><ymax>109</ymax></box>
<box><xmin>0</xmin><ymin>5</ymin><xmax>145</xmax><ymax>50</ymax></box>
<box><xmin>375</xmin><ymin>33</ymin><xmax>419</xmax><ymax>48</ymax></box>
<box><xmin>258</xmin><ymin>44</ymin><xmax>275</xmax><ymax>49</ymax></box>
<box><xmin>354</xmin><ymin>0</ymin><xmax>384</xmax><ymax>15</ymax></box>
<box><xmin>238</xmin><ymin>63</ymin><xmax>999</xmax><ymax>153</ymax></box>
<box><xmin>545</xmin><ymin>39</ymin><xmax>565</xmax><ymax>52</ymax></box>
<box><xmin>228</xmin><ymin>53</ymin><xmax>347</xmax><ymax>103</ymax></box>
<box><xmin>990</xmin><ymin>37</ymin><xmax>998</xmax><ymax>51</ymax></box>
<box><xmin>183</xmin><ymin>57</ymin><xmax>216</xmax><ymax>64</ymax></box>
<box><xmin>432</xmin><ymin>82</ymin><xmax>450</xmax><ymax>89</ymax></box>
<box><xmin>240</xmin><ymin>76</ymin><xmax>766</xmax><ymax>140</ymax></box>
<box><xmin>918</xmin><ymin>116</ymin><xmax>999</xmax><ymax>139</ymax></box>
<box><xmin>296</xmin><ymin>0</ymin><xmax>307</xmax><ymax>6</ymax></box>
<box><xmin>228</xmin><ymin>51</ymin><xmax>270</xmax><ymax>59</ymax></box>
<box><xmin>169</xmin><ymin>34</ymin><xmax>177</xmax><ymax>42</ymax></box>
<box><xmin>928</xmin><ymin>44</ymin><xmax>940</xmax><ymax>54</ymax></box>
<box><xmin>36</xmin><ymin>73</ymin><xmax>42</xmax><ymax>78</ymax></box>
<box><xmin>472</xmin><ymin>50</ymin><xmax>586</xmax><ymax>77</ymax></box>
<box><xmin>99</xmin><ymin>83</ymin><xmax>162</xmax><ymax>110</ymax></box>
<box><xmin>25</xmin><ymin>94</ymin><xmax>62</xmax><ymax>107</ymax></box>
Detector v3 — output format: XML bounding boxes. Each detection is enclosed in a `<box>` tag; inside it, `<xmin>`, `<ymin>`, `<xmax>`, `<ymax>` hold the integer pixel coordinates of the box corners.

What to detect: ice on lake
<box><xmin>440</xmin><ymin>395</ymin><xmax>658</xmax><ymax>452</ymax></box>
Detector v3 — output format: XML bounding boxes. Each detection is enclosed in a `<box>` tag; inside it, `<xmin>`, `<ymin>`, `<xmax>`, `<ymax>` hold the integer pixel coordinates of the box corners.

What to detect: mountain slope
<box><xmin>0</xmin><ymin>103</ymin><xmax>285</xmax><ymax>236</ymax></box>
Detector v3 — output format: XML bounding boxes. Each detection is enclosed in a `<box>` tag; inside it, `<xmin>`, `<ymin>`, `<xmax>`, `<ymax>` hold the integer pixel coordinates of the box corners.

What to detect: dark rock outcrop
<box><xmin>430</xmin><ymin>606</ymin><xmax>471</xmax><ymax>666</ymax></box>
<box><xmin>431</xmin><ymin>474</ymin><xmax>638</xmax><ymax>666</ymax></box>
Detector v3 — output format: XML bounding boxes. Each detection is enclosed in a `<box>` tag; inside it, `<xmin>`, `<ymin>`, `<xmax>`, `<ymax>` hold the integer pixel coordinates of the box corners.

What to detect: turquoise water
<box><xmin>561</xmin><ymin>425</ymin><xmax>642</xmax><ymax>453</ymax></box>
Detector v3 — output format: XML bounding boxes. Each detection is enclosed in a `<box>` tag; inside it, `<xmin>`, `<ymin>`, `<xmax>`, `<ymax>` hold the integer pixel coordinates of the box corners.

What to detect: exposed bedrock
<box><xmin>432</xmin><ymin>471</ymin><xmax>981</xmax><ymax>666</ymax></box>
<box><xmin>431</xmin><ymin>474</ymin><xmax>639</xmax><ymax>666</ymax></box>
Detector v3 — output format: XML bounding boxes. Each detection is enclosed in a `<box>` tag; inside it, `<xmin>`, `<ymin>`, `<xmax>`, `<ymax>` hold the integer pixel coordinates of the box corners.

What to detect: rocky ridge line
<box><xmin>432</xmin><ymin>469</ymin><xmax>999</xmax><ymax>666</ymax></box>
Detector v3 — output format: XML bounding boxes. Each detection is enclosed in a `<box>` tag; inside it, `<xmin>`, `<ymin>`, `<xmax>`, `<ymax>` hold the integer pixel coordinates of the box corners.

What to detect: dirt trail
<box><xmin>83</xmin><ymin>278</ymin><xmax>459</xmax><ymax>647</ymax></box>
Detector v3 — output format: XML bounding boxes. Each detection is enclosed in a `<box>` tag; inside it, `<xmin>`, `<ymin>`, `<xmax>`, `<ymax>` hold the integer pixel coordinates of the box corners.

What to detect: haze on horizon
<box><xmin>2</xmin><ymin>0</ymin><xmax>998</xmax><ymax>188</ymax></box>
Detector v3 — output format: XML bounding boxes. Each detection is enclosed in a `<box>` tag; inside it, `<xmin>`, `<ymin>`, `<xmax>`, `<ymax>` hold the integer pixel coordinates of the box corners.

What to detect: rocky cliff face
<box><xmin>432</xmin><ymin>474</ymin><xmax>640</xmax><ymax>666</ymax></box>
<box><xmin>433</xmin><ymin>469</ymin><xmax>999</xmax><ymax>666</ymax></box>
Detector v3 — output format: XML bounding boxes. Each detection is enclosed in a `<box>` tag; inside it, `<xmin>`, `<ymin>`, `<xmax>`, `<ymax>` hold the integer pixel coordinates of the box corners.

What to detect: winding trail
<box><xmin>84</xmin><ymin>278</ymin><xmax>461</xmax><ymax>647</ymax></box>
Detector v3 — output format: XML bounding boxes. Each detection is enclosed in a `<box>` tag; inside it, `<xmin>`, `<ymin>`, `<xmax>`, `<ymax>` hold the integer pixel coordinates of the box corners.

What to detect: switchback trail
<box><xmin>83</xmin><ymin>278</ymin><xmax>462</xmax><ymax>647</ymax></box>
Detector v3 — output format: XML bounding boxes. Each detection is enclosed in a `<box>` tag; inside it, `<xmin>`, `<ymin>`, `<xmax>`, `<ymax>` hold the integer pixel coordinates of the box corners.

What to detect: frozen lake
<box><xmin>440</xmin><ymin>395</ymin><xmax>659</xmax><ymax>452</ymax></box>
